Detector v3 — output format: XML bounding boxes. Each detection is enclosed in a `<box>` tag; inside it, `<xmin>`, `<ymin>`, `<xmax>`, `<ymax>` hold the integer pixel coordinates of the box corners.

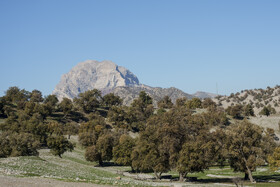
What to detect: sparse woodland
<box><xmin>1</xmin><ymin>86</ymin><xmax>280</xmax><ymax>184</ymax></box>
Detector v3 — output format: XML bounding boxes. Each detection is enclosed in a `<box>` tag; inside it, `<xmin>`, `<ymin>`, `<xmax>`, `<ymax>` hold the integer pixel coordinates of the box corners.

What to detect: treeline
<box><xmin>0</xmin><ymin>86</ymin><xmax>280</xmax><ymax>183</ymax></box>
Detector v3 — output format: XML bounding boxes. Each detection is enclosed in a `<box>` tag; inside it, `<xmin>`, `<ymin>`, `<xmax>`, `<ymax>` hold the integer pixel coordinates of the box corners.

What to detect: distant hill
<box><xmin>112</xmin><ymin>85</ymin><xmax>193</xmax><ymax>106</ymax></box>
<box><xmin>213</xmin><ymin>85</ymin><xmax>280</xmax><ymax>114</ymax></box>
<box><xmin>193</xmin><ymin>91</ymin><xmax>218</xmax><ymax>99</ymax></box>
<box><xmin>53</xmin><ymin>60</ymin><xmax>216</xmax><ymax>105</ymax></box>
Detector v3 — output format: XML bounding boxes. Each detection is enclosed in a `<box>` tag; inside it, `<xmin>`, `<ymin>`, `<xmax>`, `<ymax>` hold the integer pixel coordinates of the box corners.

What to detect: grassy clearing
<box><xmin>1</xmin><ymin>136</ymin><xmax>280</xmax><ymax>186</ymax></box>
<box><xmin>165</xmin><ymin>166</ymin><xmax>280</xmax><ymax>186</ymax></box>
<box><xmin>0</xmin><ymin>136</ymin><xmax>159</xmax><ymax>186</ymax></box>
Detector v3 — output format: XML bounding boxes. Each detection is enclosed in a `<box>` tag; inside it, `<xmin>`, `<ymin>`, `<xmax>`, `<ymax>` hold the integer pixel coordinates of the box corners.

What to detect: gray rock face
<box><xmin>53</xmin><ymin>60</ymin><xmax>139</xmax><ymax>101</ymax></box>
<box><xmin>53</xmin><ymin>60</ymin><xmax>216</xmax><ymax>105</ymax></box>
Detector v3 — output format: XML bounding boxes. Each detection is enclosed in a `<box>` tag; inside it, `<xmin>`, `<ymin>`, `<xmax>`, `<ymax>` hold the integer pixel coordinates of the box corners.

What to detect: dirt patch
<box><xmin>0</xmin><ymin>175</ymin><xmax>111</xmax><ymax>187</ymax></box>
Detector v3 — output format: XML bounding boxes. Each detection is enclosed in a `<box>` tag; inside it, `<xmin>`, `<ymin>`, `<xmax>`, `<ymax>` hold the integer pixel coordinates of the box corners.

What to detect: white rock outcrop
<box><xmin>53</xmin><ymin>60</ymin><xmax>139</xmax><ymax>101</ymax></box>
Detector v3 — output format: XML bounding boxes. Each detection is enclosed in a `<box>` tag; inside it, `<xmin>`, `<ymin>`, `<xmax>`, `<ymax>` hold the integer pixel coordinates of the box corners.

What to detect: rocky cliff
<box><xmin>53</xmin><ymin>60</ymin><xmax>215</xmax><ymax>105</ymax></box>
<box><xmin>53</xmin><ymin>60</ymin><xmax>139</xmax><ymax>101</ymax></box>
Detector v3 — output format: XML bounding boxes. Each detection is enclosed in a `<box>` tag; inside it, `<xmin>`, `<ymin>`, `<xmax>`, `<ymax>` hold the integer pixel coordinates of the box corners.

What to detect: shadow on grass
<box><xmin>95</xmin><ymin>162</ymin><xmax>122</xmax><ymax>167</ymax></box>
<box><xmin>187</xmin><ymin>174</ymin><xmax>280</xmax><ymax>185</ymax></box>
<box><xmin>254</xmin><ymin>174</ymin><xmax>280</xmax><ymax>181</ymax></box>
<box><xmin>194</xmin><ymin>178</ymin><xmax>235</xmax><ymax>183</ymax></box>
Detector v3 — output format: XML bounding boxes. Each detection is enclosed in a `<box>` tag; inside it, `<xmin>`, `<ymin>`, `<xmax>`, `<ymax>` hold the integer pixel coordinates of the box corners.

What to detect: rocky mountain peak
<box><xmin>53</xmin><ymin>60</ymin><xmax>139</xmax><ymax>101</ymax></box>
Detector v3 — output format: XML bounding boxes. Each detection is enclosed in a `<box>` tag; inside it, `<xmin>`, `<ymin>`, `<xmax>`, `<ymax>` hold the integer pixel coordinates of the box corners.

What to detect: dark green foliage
<box><xmin>201</xmin><ymin>108</ymin><xmax>229</xmax><ymax>127</ymax></box>
<box><xmin>0</xmin><ymin>97</ymin><xmax>6</xmax><ymax>116</ymax></box>
<box><xmin>137</xmin><ymin>91</ymin><xmax>153</xmax><ymax>106</ymax></box>
<box><xmin>47</xmin><ymin>121</ymin><xmax>64</xmax><ymax>136</ymax></box>
<box><xmin>79</xmin><ymin>131</ymin><xmax>97</xmax><ymax>147</ymax></box>
<box><xmin>132</xmin><ymin>124</ymin><xmax>168</xmax><ymax>177</ymax></box>
<box><xmin>85</xmin><ymin>133</ymin><xmax>116</xmax><ymax>166</ymax></box>
<box><xmin>78</xmin><ymin>114</ymin><xmax>106</xmax><ymax>146</ymax></box>
<box><xmin>74</xmin><ymin>89</ymin><xmax>102</xmax><ymax>113</ymax></box>
<box><xmin>5</xmin><ymin>86</ymin><xmax>30</xmax><ymax>104</ymax></box>
<box><xmin>243</xmin><ymin>104</ymin><xmax>255</xmax><ymax>117</ymax></box>
<box><xmin>47</xmin><ymin>135</ymin><xmax>74</xmax><ymax>158</ymax></box>
<box><xmin>3</xmin><ymin>105</ymin><xmax>15</xmax><ymax>117</ymax></box>
<box><xmin>44</xmin><ymin>95</ymin><xmax>59</xmax><ymax>106</ymax></box>
<box><xmin>0</xmin><ymin>132</ymin><xmax>40</xmax><ymax>157</ymax></box>
<box><xmin>157</xmin><ymin>96</ymin><xmax>173</xmax><ymax>109</ymax></box>
<box><xmin>102</xmin><ymin>93</ymin><xmax>122</xmax><ymax>107</ymax></box>
<box><xmin>132</xmin><ymin>107</ymin><xmax>189</xmax><ymax>179</ymax></box>
<box><xmin>226</xmin><ymin>120</ymin><xmax>275</xmax><ymax>183</ymax></box>
<box><xmin>123</xmin><ymin>91</ymin><xmax>154</xmax><ymax>132</ymax></box>
<box><xmin>186</xmin><ymin>98</ymin><xmax>202</xmax><ymax>109</ymax></box>
<box><xmin>108</xmin><ymin>106</ymin><xmax>130</xmax><ymax>129</ymax></box>
<box><xmin>0</xmin><ymin>132</ymin><xmax>11</xmax><ymax>157</ymax></box>
<box><xmin>64</xmin><ymin>122</ymin><xmax>79</xmax><ymax>139</ymax></box>
<box><xmin>156</xmin><ymin>108</ymin><xmax>166</xmax><ymax>115</ymax></box>
<box><xmin>96</xmin><ymin>133</ymin><xmax>115</xmax><ymax>163</ymax></box>
<box><xmin>177</xmin><ymin>140</ymin><xmax>208</xmax><ymax>181</ymax></box>
<box><xmin>24</xmin><ymin>101</ymin><xmax>36</xmax><ymax>116</ymax></box>
<box><xmin>0</xmin><ymin>87</ymin><xmax>76</xmax><ymax>158</ymax></box>
<box><xmin>113</xmin><ymin>134</ymin><xmax>136</xmax><ymax>168</ymax></box>
<box><xmin>85</xmin><ymin>145</ymin><xmax>102</xmax><ymax>165</ymax></box>
<box><xmin>59</xmin><ymin>98</ymin><xmax>73</xmax><ymax>117</ymax></box>
<box><xmin>259</xmin><ymin>106</ymin><xmax>270</xmax><ymax>116</ymax></box>
<box><xmin>43</xmin><ymin>95</ymin><xmax>58</xmax><ymax>115</ymax></box>
<box><xmin>226</xmin><ymin>104</ymin><xmax>244</xmax><ymax>119</ymax></box>
<box><xmin>175</xmin><ymin>97</ymin><xmax>187</xmax><ymax>107</ymax></box>
<box><xmin>202</xmin><ymin>98</ymin><xmax>217</xmax><ymax>109</ymax></box>
<box><xmin>30</xmin><ymin>89</ymin><xmax>43</xmax><ymax>103</ymax></box>
<box><xmin>259</xmin><ymin>105</ymin><xmax>276</xmax><ymax>116</ymax></box>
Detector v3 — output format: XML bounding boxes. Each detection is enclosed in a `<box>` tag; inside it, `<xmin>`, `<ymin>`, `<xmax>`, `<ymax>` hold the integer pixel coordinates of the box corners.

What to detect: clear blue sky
<box><xmin>1</xmin><ymin>0</ymin><xmax>280</xmax><ymax>96</ymax></box>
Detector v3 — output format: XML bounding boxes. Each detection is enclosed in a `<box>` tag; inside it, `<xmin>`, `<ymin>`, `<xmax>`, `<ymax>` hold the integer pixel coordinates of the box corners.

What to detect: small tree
<box><xmin>74</xmin><ymin>89</ymin><xmax>102</xmax><ymax>113</ymax></box>
<box><xmin>259</xmin><ymin>106</ymin><xmax>270</xmax><ymax>116</ymax></box>
<box><xmin>186</xmin><ymin>98</ymin><xmax>202</xmax><ymax>109</ymax></box>
<box><xmin>102</xmin><ymin>93</ymin><xmax>122</xmax><ymax>107</ymax></box>
<box><xmin>113</xmin><ymin>134</ymin><xmax>136</xmax><ymax>171</ymax></box>
<box><xmin>202</xmin><ymin>98</ymin><xmax>217</xmax><ymax>109</ymax></box>
<box><xmin>226</xmin><ymin>120</ymin><xmax>275</xmax><ymax>183</ymax></box>
<box><xmin>157</xmin><ymin>96</ymin><xmax>173</xmax><ymax>109</ymax></box>
<box><xmin>0</xmin><ymin>132</ymin><xmax>40</xmax><ymax>157</ymax></box>
<box><xmin>243</xmin><ymin>104</ymin><xmax>255</xmax><ymax>117</ymax></box>
<box><xmin>226</xmin><ymin>105</ymin><xmax>243</xmax><ymax>119</ymax></box>
<box><xmin>65</xmin><ymin>122</ymin><xmax>79</xmax><ymax>139</ymax></box>
<box><xmin>5</xmin><ymin>86</ymin><xmax>30</xmax><ymax>104</ymax></box>
<box><xmin>59</xmin><ymin>98</ymin><xmax>73</xmax><ymax>118</ymax></box>
<box><xmin>47</xmin><ymin>135</ymin><xmax>74</xmax><ymax>158</ymax></box>
<box><xmin>268</xmin><ymin>147</ymin><xmax>280</xmax><ymax>171</ymax></box>
<box><xmin>177</xmin><ymin>140</ymin><xmax>209</xmax><ymax>181</ymax></box>
<box><xmin>85</xmin><ymin>145</ymin><xmax>102</xmax><ymax>165</ymax></box>
<box><xmin>175</xmin><ymin>97</ymin><xmax>187</xmax><ymax>107</ymax></box>
<box><xmin>85</xmin><ymin>133</ymin><xmax>115</xmax><ymax>166</ymax></box>
<box><xmin>30</xmin><ymin>89</ymin><xmax>43</xmax><ymax>103</ymax></box>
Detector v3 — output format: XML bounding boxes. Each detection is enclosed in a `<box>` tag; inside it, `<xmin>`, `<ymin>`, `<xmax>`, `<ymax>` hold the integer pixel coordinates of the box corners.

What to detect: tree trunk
<box><xmin>68</xmin><ymin>134</ymin><xmax>71</xmax><ymax>139</ymax></box>
<box><xmin>179</xmin><ymin>172</ymin><xmax>187</xmax><ymax>182</ymax></box>
<box><xmin>244</xmin><ymin>173</ymin><xmax>248</xmax><ymax>180</ymax></box>
<box><xmin>242</xmin><ymin>157</ymin><xmax>256</xmax><ymax>183</ymax></box>
<box><xmin>98</xmin><ymin>159</ymin><xmax>103</xmax><ymax>166</ymax></box>
<box><xmin>246</xmin><ymin>169</ymin><xmax>255</xmax><ymax>183</ymax></box>
<box><xmin>154</xmin><ymin>171</ymin><xmax>162</xmax><ymax>180</ymax></box>
<box><xmin>131</xmin><ymin>166</ymin><xmax>135</xmax><ymax>173</ymax></box>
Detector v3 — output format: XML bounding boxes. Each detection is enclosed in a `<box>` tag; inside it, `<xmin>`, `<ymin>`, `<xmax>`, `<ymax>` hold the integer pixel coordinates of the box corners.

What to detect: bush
<box><xmin>0</xmin><ymin>132</ymin><xmax>40</xmax><ymax>158</ymax></box>
<box><xmin>47</xmin><ymin>135</ymin><xmax>74</xmax><ymax>158</ymax></box>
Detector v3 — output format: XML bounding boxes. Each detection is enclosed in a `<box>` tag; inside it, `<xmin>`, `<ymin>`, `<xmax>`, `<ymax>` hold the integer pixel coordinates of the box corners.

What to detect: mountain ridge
<box><xmin>53</xmin><ymin>60</ymin><xmax>216</xmax><ymax>105</ymax></box>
